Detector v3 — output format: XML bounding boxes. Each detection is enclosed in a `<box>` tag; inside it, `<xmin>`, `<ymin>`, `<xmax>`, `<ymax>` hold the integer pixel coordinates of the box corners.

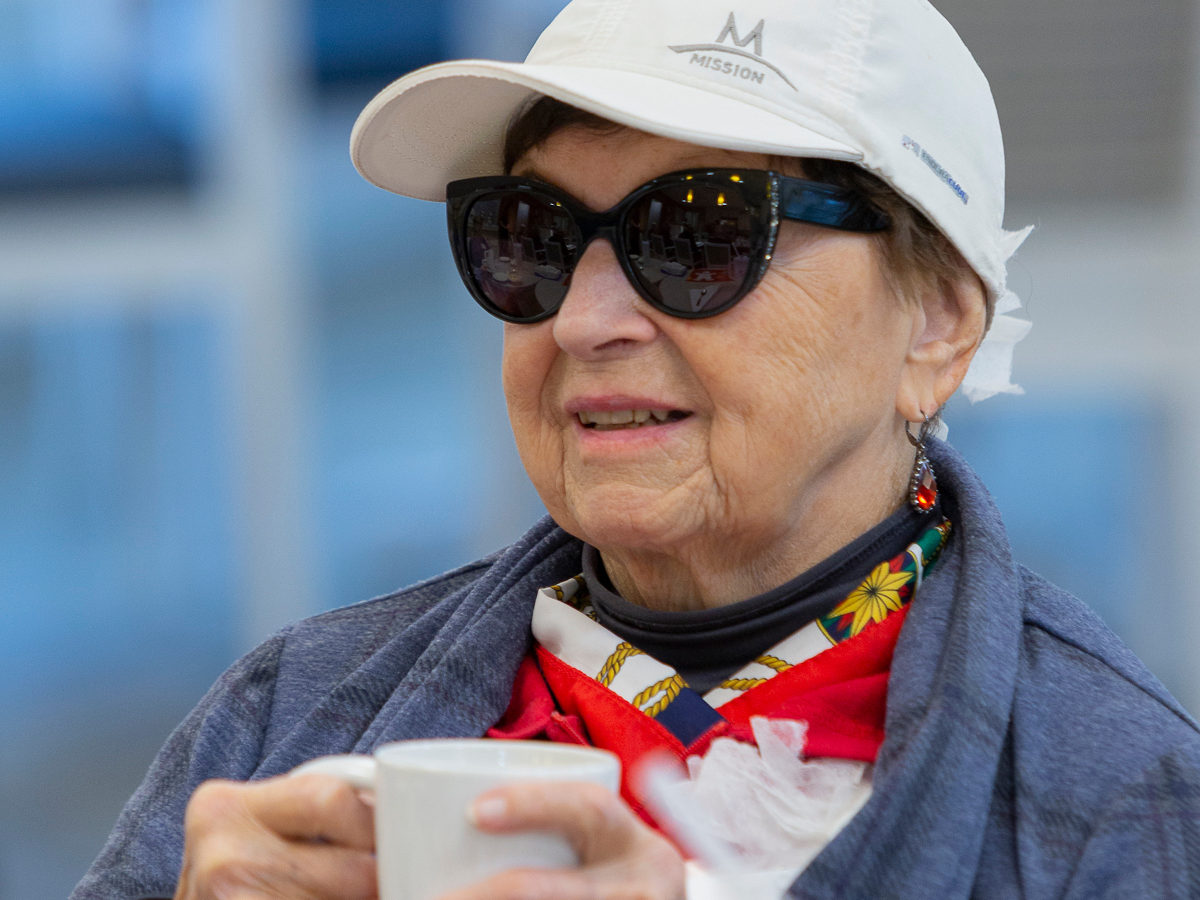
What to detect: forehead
<box><xmin>512</xmin><ymin>125</ymin><xmax>775</xmax><ymax>210</ymax></box>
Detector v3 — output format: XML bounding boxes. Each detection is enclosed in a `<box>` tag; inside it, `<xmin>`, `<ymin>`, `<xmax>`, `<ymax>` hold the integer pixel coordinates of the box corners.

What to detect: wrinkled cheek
<box><xmin>508</xmin><ymin>408</ymin><xmax>552</xmax><ymax>469</ymax></box>
<box><xmin>510</xmin><ymin>412</ymin><xmax>571</xmax><ymax>515</ymax></box>
<box><xmin>500</xmin><ymin>326</ymin><xmax>552</xmax><ymax>411</ymax></box>
<box><xmin>707</xmin><ymin>420</ymin><xmax>803</xmax><ymax>517</ymax></box>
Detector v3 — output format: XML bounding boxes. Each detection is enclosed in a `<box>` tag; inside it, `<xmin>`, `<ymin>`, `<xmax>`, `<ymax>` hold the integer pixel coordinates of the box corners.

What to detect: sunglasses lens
<box><xmin>623</xmin><ymin>179</ymin><xmax>763</xmax><ymax>316</ymax></box>
<box><xmin>460</xmin><ymin>191</ymin><xmax>577</xmax><ymax>321</ymax></box>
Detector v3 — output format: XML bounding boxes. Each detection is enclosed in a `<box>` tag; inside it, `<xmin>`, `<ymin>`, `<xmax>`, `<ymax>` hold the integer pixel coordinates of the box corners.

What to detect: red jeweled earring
<box><xmin>905</xmin><ymin>412</ymin><xmax>938</xmax><ymax>514</ymax></box>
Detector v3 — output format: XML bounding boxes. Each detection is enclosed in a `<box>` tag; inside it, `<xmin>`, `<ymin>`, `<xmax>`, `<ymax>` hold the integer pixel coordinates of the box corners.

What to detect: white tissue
<box><xmin>685</xmin><ymin>861</ymin><xmax>804</xmax><ymax>900</ymax></box>
<box><xmin>961</xmin><ymin>225</ymin><xmax>1035</xmax><ymax>404</ymax></box>
<box><xmin>659</xmin><ymin>717</ymin><xmax>872</xmax><ymax>873</ymax></box>
<box><xmin>998</xmin><ymin>224</ymin><xmax>1034</xmax><ymax>262</ymax></box>
<box><xmin>961</xmin><ymin>294</ymin><xmax>1033</xmax><ymax>403</ymax></box>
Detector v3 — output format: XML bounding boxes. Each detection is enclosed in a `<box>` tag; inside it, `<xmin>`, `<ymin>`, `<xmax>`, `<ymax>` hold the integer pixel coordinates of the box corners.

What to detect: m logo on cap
<box><xmin>716</xmin><ymin>12</ymin><xmax>763</xmax><ymax>57</ymax></box>
<box><xmin>669</xmin><ymin>12</ymin><xmax>797</xmax><ymax>91</ymax></box>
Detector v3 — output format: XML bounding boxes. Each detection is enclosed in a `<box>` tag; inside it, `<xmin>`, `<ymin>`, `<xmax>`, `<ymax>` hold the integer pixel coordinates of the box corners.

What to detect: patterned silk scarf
<box><xmin>489</xmin><ymin>520</ymin><xmax>951</xmax><ymax>808</ymax></box>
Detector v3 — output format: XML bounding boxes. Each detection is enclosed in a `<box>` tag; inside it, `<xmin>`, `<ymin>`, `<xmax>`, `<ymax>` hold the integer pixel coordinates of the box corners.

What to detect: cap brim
<box><xmin>350</xmin><ymin>59</ymin><xmax>862</xmax><ymax>201</ymax></box>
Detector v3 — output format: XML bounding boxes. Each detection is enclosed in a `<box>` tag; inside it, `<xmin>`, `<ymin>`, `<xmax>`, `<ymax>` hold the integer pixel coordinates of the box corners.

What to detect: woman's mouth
<box><xmin>577</xmin><ymin>409</ymin><xmax>691</xmax><ymax>431</ymax></box>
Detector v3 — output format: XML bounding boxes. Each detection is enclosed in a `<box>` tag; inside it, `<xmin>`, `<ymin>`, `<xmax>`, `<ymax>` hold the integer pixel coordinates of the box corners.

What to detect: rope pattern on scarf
<box><xmin>597</xmin><ymin>642</ymin><xmax>643</xmax><ymax>686</ymax></box>
<box><xmin>633</xmin><ymin>674</ymin><xmax>684</xmax><ymax>717</ymax></box>
<box><xmin>757</xmin><ymin>654</ymin><xmax>793</xmax><ymax>673</ymax></box>
<box><xmin>718</xmin><ymin>676</ymin><xmax>769</xmax><ymax>691</ymax></box>
<box><xmin>717</xmin><ymin>654</ymin><xmax>794</xmax><ymax>692</ymax></box>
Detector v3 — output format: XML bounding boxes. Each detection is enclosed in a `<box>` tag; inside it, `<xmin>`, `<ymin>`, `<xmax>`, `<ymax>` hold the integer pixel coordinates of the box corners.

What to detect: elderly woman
<box><xmin>75</xmin><ymin>0</ymin><xmax>1200</xmax><ymax>898</ymax></box>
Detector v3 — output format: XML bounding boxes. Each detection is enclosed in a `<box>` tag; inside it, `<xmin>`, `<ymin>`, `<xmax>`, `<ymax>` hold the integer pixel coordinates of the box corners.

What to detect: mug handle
<box><xmin>291</xmin><ymin>753</ymin><xmax>378</xmax><ymax>790</ymax></box>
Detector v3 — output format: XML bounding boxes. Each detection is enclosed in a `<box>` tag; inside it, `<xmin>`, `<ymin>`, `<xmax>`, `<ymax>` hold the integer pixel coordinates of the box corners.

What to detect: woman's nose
<box><xmin>551</xmin><ymin>240</ymin><xmax>659</xmax><ymax>359</ymax></box>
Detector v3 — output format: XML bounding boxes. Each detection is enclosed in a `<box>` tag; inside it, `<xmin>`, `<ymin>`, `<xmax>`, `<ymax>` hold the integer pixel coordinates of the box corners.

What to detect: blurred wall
<box><xmin>0</xmin><ymin>0</ymin><xmax>1196</xmax><ymax>896</ymax></box>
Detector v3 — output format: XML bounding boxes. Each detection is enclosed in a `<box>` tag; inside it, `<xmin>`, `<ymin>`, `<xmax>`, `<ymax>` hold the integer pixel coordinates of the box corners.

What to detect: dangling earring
<box><xmin>905</xmin><ymin>412</ymin><xmax>938</xmax><ymax>513</ymax></box>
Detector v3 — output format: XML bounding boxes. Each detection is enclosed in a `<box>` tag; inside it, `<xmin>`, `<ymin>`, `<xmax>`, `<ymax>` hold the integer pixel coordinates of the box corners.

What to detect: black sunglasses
<box><xmin>445</xmin><ymin>168</ymin><xmax>889</xmax><ymax>323</ymax></box>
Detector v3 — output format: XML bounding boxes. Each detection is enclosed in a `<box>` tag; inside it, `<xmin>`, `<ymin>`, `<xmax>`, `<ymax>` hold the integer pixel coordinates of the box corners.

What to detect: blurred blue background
<box><xmin>1</xmin><ymin>0</ymin><xmax>1197</xmax><ymax>896</ymax></box>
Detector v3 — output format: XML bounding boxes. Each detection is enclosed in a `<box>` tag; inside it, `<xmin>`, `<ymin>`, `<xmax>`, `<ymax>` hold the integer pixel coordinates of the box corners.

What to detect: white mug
<box><xmin>294</xmin><ymin>739</ymin><xmax>621</xmax><ymax>900</ymax></box>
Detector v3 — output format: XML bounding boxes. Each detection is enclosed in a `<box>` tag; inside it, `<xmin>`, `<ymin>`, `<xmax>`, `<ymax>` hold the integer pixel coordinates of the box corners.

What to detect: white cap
<box><xmin>351</xmin><ymin>0</ymin><xmax>1032</xmax><ymax>401</ymax></box>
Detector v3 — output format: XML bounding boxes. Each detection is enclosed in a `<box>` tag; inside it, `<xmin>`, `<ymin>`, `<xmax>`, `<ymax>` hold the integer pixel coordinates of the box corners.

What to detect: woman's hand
<box><xmin>442</xmin><ymin>781</ymin><xmax>686</xmax><ymax>900</ymax></box>
<box><xmin>174</xmin><ymin>773</ymin><xmax>377</xmax><ymax>899</ymax></box>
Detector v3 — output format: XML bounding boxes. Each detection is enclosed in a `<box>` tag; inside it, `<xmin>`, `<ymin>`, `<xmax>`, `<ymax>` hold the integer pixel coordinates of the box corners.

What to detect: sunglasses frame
<box><xmin>446</xmin><ymin>167</ymin><xmax>890</xmax><ymax>324</ymax></box>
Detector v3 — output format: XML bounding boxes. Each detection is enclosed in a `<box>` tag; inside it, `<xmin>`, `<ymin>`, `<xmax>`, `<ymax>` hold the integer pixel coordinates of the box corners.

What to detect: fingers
<box><xmin>245</xmin><ymin>774</ymin><xmax>375</xmax><ymax>849</ymax></box>
<box><xmin>177</xmin><ymin>837</ymin><xmax>376</xmax><ymax>900</ymax></box>
<box><xmin>439</xmin><ymin>867</ymin><xmax>605</xmax><ymax>900</ymax></box>
<box><xmin>469</xmin><ymin>780</ymin><xmax>629</xmax><ymax>858</ymax></box>
<box><xmin>176</xmin><ymin>776</ymin><xmax>377</xmax><ymax>900</ymax></box>
<box><xmin>458</xmin><ymin>781</ymin><xmax>685</xmax><ymax>900</ymax></box>
<box><xmin>440</xmin><ymin>860</ymin><xmax>686</xmax><ymax>900</ymax></box>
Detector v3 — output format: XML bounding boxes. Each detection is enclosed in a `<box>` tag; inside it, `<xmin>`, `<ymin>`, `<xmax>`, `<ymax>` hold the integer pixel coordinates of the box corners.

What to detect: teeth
<box><xmin>578</xmin><ymin>409</ymin><xmax>682</xmax><ymax>428</ymax></box>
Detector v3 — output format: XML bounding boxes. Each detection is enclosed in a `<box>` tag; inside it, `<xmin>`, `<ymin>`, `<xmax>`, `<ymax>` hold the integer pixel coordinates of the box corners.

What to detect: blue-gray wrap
<box><xmin>73</xmin><ymin>441</ymin><xmax>1200</xmax><ymax>898</ymax></box>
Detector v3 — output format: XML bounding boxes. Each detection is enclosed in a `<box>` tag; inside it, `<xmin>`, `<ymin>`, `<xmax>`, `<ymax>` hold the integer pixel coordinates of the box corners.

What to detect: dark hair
<box><xmin>503</xmin><ymin>95</ymin><xmax>986</xmax><ymax>322</ymax></box>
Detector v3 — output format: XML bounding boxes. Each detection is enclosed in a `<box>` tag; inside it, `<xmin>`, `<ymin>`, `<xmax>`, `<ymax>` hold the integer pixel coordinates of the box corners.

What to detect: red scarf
<box><xmin>488</xmin><ymin>605</ymin><xmax>906</xmax><ymax>815</ymax></box>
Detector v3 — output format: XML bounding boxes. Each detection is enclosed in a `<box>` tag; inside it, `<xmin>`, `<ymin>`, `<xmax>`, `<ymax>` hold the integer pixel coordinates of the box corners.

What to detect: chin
<box><xmin>557</xmin><ymin>485</ymin><xmax>709</xmax><ymax>555</ymax></box>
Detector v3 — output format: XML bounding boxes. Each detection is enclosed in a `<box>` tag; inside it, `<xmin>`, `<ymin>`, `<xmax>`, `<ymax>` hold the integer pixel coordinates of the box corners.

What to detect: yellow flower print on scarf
<box><xmin>826</xmin><ymin>561</ymin><xmax>913</xmax><ymax>638</ymax></box>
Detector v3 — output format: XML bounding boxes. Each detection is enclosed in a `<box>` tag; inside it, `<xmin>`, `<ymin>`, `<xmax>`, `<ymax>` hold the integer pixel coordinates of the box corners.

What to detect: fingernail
<box><xmin>355</xmin><ymin>788</ymin><xmax>376</xmax><ymax>808</ymax></box>
<box><xmin>468</xmin><ymin>794</ymin><xmax>508</xmax><ymax>826</ymax></box>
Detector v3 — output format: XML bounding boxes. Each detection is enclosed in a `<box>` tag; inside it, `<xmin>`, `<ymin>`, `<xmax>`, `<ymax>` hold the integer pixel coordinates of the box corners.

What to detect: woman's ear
<box><xmin>895</xmin><ymin>272</ymin><xmax>987</xmax><ymax>420</ymax></box>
